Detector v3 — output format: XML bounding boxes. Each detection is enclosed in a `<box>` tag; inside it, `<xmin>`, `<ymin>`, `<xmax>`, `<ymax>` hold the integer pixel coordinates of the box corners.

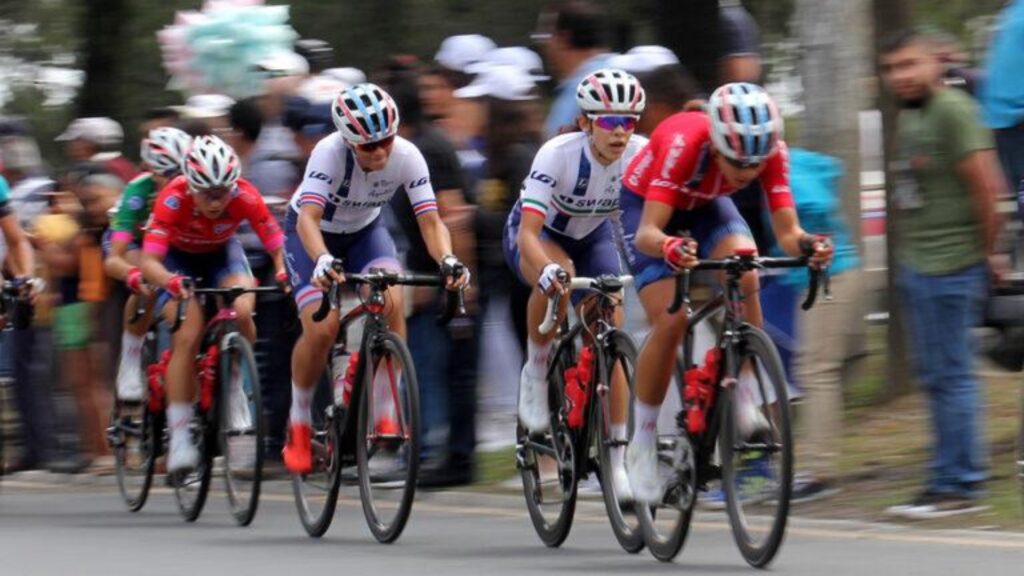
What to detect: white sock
<box><xmin>525</xmin><ymin>337</ymin><xmax>552</xmax><ymax>378</ymax></box>
<box><xmin>632</xmin><ymin>400</ymin><xmax>661</xmax><ymax>446</ymax></box>
<box><xmin>167</xmin><ymin>402</ymin><xmax>192</xmax><ymax>448</ymax></box>
<box><xmin>118</xmin><ymin>332</ymin><xmax>144</xmax><ymax>369</ymax></box>
<box><xmin>290</xmin><ymin>382</ymin><xmax>314</xmax><ymax>426</ymax></box>
<box><xmin>611</xmin><ymin>423</ymin><xmax>627</xmax><ymax>470</ymax></box>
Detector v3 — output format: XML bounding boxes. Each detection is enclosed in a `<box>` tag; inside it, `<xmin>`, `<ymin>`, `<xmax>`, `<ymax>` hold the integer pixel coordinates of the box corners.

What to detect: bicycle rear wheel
<box><xmin>596</xmin><ymin>331</ymin><xmax>644</xmax><ymax>553</ymax></box>
<box><xmin>292</xmin><ymin>399</ymin><xmax>343</xmax><ymax>537</ymax></box>
<box><xmin>218</xmin><ymin>333</ymin><xmax>264</xmax><ymax>527</ymax></box>
<box><xmin>356</xmin><ymin>332</ymin><xmax>420</xmax><ymax>544</ymax></box>
<box><xmin>720</xmin><ymin>325</ymin><xmax>793</xmax><ymax>568</ymax></box>
<box><xmin>518</xmin><ymin>345</ymin><xmax>578</xmax><ymax>548</ymax></box>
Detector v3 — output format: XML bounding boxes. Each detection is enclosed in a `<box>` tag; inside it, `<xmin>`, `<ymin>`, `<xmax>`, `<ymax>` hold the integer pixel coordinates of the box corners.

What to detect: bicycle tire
<box><xmin>356</xmin><ymin>332</ymin><xmax>420</xmax><ymax>544</ymax></box>
<box><xmin>519</xmin><ymin>345</ymin><xmax>578</xmax><ymax>548</ymax></box>
<box><xmin>112</xmin><ymin>334</ymin><xmax>160</xmax><ymax>512</ymax></box>
<box><xmin>292</xmin><ymin>397</ymin><xmax>343</xmax><ymax>537</ymax></box>
<box><xmin>596</xmin><ymin>330</ymin><xmax>645</xmax><ymax>553</ymax></box>
<box><xmin>173</xmin><ymin>408</ymin><xmax>213</xmax><ymax>523</ymax></box>
<box><xmin>720</xmin><ymin>324</ymin><xmax>793</xmax><ymax>568</ymax></box>
<box><xmin>218</xmin><ymin>333</ymin><xmax>264</xmax><ymax>527</ymax></box>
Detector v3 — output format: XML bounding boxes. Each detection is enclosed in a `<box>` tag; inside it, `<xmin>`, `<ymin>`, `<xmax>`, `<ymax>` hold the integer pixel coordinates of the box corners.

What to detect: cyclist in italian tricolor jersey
<box><xmin>505</xmin><ymin>69</ymin><xmax>646</xmax><ymax>501</ymax></box>
<box><xmin>103</xmin><ymin>127</ymin><xmax>192</xmax><ymax>402</ymax></box>
<box><xmin>282</xmin><ymin>84</ymin><xmax>469</xmax><ymax>474</ymax></box>
<box><xmin>619</xmin><ymin>83</ymin><xmax>833</xmax><ymax>503</ymax></box>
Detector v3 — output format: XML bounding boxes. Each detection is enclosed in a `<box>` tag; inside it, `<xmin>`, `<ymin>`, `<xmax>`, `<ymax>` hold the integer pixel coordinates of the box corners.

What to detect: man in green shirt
<box><xmin>880</xmin><ymin>30</ymin><xmax>1006</xmax><ymax>519</ymax></box>
<box><xmin>103</xmin><ymin>127</ymin><xmax>192</xmax><ymax>402</ymax></box>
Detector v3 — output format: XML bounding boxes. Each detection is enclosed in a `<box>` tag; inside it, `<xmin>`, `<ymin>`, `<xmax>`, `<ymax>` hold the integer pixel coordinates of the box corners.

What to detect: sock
<box><xmin>290</xmin><ymin>382</ymin><xmax>314</xmax><ymax>426</ymax></box>
<box><xmin>611</xmin><ymin>423</ymin><xmax>627</xmax><ymax>471</ymax></box>
<box><xmin>120</xmin><ymin>332</ymin><xmax>143</xmax><ymax>365</ymax></box>
<box><xmin>167</xmin><ymin>402</ymin><xmax>192</xmax><ymax>448</ymax></box>
<box><xmin>525</xmin><ymin>337</ymin><xmax>552</xmax><ymax>378</ymax></box>
<box><xmin>632</xmin><ymin>400</ymin><xmax>661</xmax><ymax>446</ymax></box>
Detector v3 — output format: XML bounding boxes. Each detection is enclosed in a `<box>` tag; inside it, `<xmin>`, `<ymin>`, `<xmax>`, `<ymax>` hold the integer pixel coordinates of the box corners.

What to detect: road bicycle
<box><xmin>292</xmin><ymin>262</ymin><xmax>464</xmax><ymax>543</ymax></box>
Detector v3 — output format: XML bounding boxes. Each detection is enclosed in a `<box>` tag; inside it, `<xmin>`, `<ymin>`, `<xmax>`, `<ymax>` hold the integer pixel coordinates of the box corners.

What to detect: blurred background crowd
<box><xmin>0</xmin><ymin>0</ymin><xmax>1020</xmax><ymax>505</ymax></box>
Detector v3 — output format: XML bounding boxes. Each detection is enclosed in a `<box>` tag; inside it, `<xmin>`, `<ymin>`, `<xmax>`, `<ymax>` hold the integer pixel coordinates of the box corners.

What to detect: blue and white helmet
<box><xmin>331</xmin><ymin>82</ymin><xmax>400</xmax><ymax>145</ymax></box>
<box><xmin>707</xmin><ymin>83</ymin><xmax>783</xmax><ymax>166</ymax></box>
<box><xmin>140</xmin><ymin>127</ymin><xmax>192</xmax><ymax>177</ymax></box>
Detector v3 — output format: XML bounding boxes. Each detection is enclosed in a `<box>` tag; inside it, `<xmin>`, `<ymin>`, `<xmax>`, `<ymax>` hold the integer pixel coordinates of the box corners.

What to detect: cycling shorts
<box><xmin>619</xmin><ymin>187</ymin><xmax>752</xmax><ymax>293</ymax></box>
<box><xmin>155</xmin><ymin>236</ymin><xmax>252</xmax><ymax>310</ymax></box>
<box><xmin>284</xmin><ymin>208</ymin><xmax>401</xmax><ymax>312</ymax></box>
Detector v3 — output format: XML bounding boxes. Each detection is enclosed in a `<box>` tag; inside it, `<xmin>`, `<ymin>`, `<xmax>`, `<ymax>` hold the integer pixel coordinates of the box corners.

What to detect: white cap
<box><xmin>467</xmin><ymin>46</ymin><xmax>549</xmax><ymax>81</ymax></box>
<box><xmin>173</xmin><ymin>93</ymin><xmax>236</xmax><ymax>119</ymax></box>
<box><xmin>55</xmin><ymin>117</ymin><xmax>124</xmax><ymax>147</ymax></box>
<box><xmin>296</xmin><ymin>74</ymin><xmax>349</xmax><ymax>104</ymax></box>
<box><xmin>321</xmin><ymin>67</ymin><xmax>367</xmax><ymax>86</ymax></box>
<box><xmin>256</xmin><ymin>50</ymin><xmax>310</xmax><ymax>77</ymax></box>
<box><xmin>435</xmin><ymin>34</ymin><xmax>497</xmax><ymax>73</ymax></box>
<box><xmin>453</xmin><ymin>65</ymin><xmax>537</xmax><ymax>101</ymax></box>
<box><xmin>607</xmin><ymin>45</ymin><xmax>680</xmax><ymax>73</ymax></box>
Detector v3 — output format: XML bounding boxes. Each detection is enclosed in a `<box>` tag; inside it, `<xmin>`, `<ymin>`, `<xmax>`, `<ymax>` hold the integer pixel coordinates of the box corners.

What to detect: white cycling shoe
<box><xmin>613</xmin><ymin>460</ymin><xmax>635</xmax><ymax>503</ymax></box>
<box><xmin>518</xmin><ymin>365</ymin><xmax>550</xmax><ymax>434</ymax></box>
<box><xmin>168</xmin><ymin>439</ymin><xmax>199</xmax><ymax>476</ymax></box>
<box><xmin>626</xmin><ymin>438</ymin><xmax>664</xmax><ymax>504</ymax></box>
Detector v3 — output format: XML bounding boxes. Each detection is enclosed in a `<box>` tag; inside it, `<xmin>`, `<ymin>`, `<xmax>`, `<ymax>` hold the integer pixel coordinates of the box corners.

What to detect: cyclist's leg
<box><xmin>115</xmin><ymin>246</ymin><xmax>151</xmax><ymax>401</ymax></box>
<box><xmin>216</xmin><ymin>238</ymin><xmax>257</xmax><ymax>342</ymax></box>
<box><xmin>161</xmin><ymin>291</ymin><xmax>205</xmax><ymax>472</ymax></box>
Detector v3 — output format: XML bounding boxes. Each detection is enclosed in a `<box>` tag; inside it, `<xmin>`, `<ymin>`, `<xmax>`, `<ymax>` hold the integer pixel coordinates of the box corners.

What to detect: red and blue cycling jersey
<box><xmin>622</xmin><ymin>111</ymin><xmax>795</xmax><ymax>213</ymax></box>
<box><xmin>142</xmin><ymin>176</ymin><xmax>284</xmax><ymax>257</ymax></box>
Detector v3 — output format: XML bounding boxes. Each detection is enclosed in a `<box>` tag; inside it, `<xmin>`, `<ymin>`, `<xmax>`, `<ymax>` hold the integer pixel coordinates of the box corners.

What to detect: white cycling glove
<box><xmin>538</xmin><ymin>263</ymin><xmax>565</xmax><ymax>293</ymax></box>
<box><xmin>313</xmin><ymin>253</ymin><xmax>336</xmax><ymax>281</ymax></box>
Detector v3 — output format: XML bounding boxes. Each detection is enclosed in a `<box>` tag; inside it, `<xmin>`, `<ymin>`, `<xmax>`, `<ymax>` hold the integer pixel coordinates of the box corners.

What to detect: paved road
<box><xmin>1</xmin><ymin>478</ymin><xmax>1023</xmax><ymax>576</ymax></box>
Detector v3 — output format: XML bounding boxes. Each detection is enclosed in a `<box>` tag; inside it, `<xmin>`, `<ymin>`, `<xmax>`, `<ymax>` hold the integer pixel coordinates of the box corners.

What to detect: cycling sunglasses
<box><xmin>722</xmin><ymin>154</ymin><xmax>763</xmax><ymax>170</ymax></box>
<box><xmin>353</xmin><ymin>135</ymin><xmax>396</xmax><ymax>153</ymax></box>
<box><xmin>588</xmin><ymin>114</ymin><xmax>640</xmax><ymax>132</ymax></box>
<box><xmin>193</xmin><ymin>186</ymin><xmax>234</xmax><ymax>201</ymax></box>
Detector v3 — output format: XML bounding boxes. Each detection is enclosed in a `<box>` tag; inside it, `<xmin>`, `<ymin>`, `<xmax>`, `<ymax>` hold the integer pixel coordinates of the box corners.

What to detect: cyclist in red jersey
<box><xmin>618</xmin><ymin>83</ymin><xmax>833</xmax><ymax>503</ymax></box>
<box><xmin>140</xmin><ymin>135</ymin><xmax>287</xmax><ymax>475</ymax></box>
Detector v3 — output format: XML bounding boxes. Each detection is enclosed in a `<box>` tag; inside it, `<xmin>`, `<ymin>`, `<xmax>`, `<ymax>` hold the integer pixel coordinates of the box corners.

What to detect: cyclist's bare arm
<box><xmin>103</xmin><ymin>237</ymin><xmax>136</xmax><ymax>281</ymax></box>
<box><xmin>139</xmin><ymin>250</ymin><xmax>176</xmax><ymax>290</ymax></box>
<box><xmin>414</xmin><ymin>210</ymin><xmax>454</xmax><ymax>264</ymax></box>
<box><xmin>517</xmin><ymin>210</ymin><xmax>556</xmax><ymax>282</ymax></box>
<box><xmin>0</xmin><ymin>213</ymin><xmax>34</xmax><ymax>278</ymax></box>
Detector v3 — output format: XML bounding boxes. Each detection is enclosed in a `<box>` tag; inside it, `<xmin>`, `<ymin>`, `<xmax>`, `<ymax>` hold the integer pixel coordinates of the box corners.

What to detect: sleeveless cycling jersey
<box><xmin>623</xmin><ymin>111</ymin><xmax>795</xmax><ymax>213</ymax></box>
<box><xmin>519</xmin><ymin>131</ymin><xmax>648</xmax><ymax>240</ymax></box>
<box><xmin>289</xmin><ymin>133</ymin><xmax>438</xmax><ymax>234</ymax></box>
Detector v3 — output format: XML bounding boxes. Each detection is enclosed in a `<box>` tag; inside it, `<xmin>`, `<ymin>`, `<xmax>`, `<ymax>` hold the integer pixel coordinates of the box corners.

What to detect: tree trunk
<box><xmin>76</xmin><ymin>0</ymin><xmax>127</xmax><ymax>117</ymax></box>
<box><xmin>872</xmin><ymin>0</ymin><xmax>913</xmax><ymax>396</ymax></box>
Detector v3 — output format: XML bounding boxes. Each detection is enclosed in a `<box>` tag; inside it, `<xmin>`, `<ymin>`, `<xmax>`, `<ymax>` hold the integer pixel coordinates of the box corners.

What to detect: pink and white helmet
<box><xmin>331</xmin><ymin>82</ymin><xmax>400</xmax><ymax>145</ymax></box>
<box><xmin>140</xmin><ymin>127</ymin><xmax>192</xmax><ymax>177</ymax></box>
<box><xmin>182</xmin><ymin>135</ymin><xmax>241</xmax><ymax>192</ymax></box>
<box><xmin>575</xmin><ymin>68</ymin><xmax>646</xmax><ymax>115</ymax></box>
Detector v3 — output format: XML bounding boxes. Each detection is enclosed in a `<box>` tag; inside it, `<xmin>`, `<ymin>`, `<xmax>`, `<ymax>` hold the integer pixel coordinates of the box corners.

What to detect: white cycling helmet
<box><xmin>575</xmin><ymin>68</ymin><xmax>646</xmax><ymax>115</ymax></box>
<box><xmin>182</xmin><ymin>135</ymin><xmax>241</xmax><ymax>192</ymax></box>
<box><xmin>140</xmin><ymin>127</ymin><xmax>192</xmax><ymax>177</ymax></box>
<box><xmin>331</xmin><ymin>82</ymin><xmax>400</xmax><ymax>145</ymax></box>
<box><xmin>707</xmin><ymin>82</ymin><xmax>783</xmax><ymax>166</ymax></box>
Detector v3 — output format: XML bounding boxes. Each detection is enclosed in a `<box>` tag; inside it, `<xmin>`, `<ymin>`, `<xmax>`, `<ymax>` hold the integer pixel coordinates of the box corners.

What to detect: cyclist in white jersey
<box><xmin>503</xmin><ymin>69</ymin><xmax>646</xmax><ymax>500</ymax></box>
<box><xmin>282</xmin><ymin>83</ymin><xmax>469</xmax><ymax>474</ymax></box>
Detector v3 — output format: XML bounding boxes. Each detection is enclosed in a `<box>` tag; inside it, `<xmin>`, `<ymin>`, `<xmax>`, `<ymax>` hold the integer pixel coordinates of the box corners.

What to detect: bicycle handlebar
<box><xmin>666</xmin><ymin>254</ymin><xmax>831</xmax><ymax>314</ymax></box>
<box><xmin>169</xmin><ymin>279</ymin><xmax>285</xmax><ymax>333</ymax></box>
<box><xmin>312</xmin><ymin>259</ymin><xmax>466</xmax><ymax>325</ymax></box>
<box><xmin>538</xmin><ymin>274</ymin><xmax>632</xmax><ymax>336</ymax></box>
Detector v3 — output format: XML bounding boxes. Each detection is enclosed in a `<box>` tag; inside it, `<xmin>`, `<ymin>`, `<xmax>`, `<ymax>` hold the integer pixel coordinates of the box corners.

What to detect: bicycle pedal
<box><xmin>515</xmin><ymin>445</ymin><xmax>528</xmax><ymax>470</ymax></box>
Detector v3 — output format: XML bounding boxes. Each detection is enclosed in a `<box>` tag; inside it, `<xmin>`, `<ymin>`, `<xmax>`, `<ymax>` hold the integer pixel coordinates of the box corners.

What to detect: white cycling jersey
<box><xmin>290</xmin><ymin>133</ymin><xmax>437</xmax><ymax>234</ymax></box>
<box><xmin>519</xmin><ymin>131</ymin><xmax>648</xmax><ymax>239</ymax></box>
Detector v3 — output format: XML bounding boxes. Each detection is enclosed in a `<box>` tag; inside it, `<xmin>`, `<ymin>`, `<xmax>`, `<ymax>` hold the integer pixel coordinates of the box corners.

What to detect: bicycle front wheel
<box><xmin>720</xmin><ymin>325</ymin><xmax>793</xmax><ymax>568</ymax></box>
<box><xmin>112</xmin><ymin>333</ymin><xmax>159</xmax><ymax>512</ymax></box>
<box><xmin>596</xmin><ymin>330</ymin><xmax>644</xmax><ymax>553</ymax></box>
<box><xmin>218</xmin><ymin>333</ymin><xmax>264</xmax><ymax>527</ymax></box>
<box><xmin>356</xmin><ymin>332</ymin><xmax>420</xmax><ymax>544</ymax></box>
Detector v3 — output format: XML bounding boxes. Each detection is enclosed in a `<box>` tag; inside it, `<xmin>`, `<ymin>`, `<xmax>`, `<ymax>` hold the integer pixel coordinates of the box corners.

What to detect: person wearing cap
<box><xmin>504</xmin><ymin>69</ymin><xmax>648</xmax><ymax>503</ymax></box>
<box><xmin>607</xmin><ymin>46</ymin><xmax>701</xmax><ymax>135</ymax></box>
<box><xmin>280</xmin><ymin>83</ymin><xmax>469</xmax><ymax>475</ymax></box>
<box><xmin>532</xmin><ymin>0</ymin><xmax>614</xmax><ymax>138</ymax></box>
<box><xmin>56</xmin><ymin>117</ymin><xmax>139</xmax><ymax>186</ymax></box>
